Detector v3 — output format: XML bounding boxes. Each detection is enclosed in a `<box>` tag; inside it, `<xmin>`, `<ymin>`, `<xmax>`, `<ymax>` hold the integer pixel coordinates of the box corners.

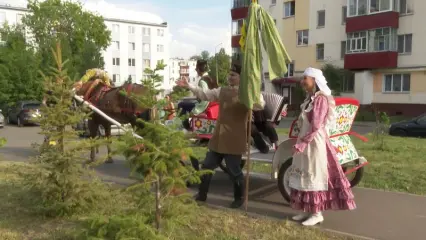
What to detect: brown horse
<box><xmin>75</xmin><ymin>79</ymin><xmax>150</xmax><ymax>163</ymax></box>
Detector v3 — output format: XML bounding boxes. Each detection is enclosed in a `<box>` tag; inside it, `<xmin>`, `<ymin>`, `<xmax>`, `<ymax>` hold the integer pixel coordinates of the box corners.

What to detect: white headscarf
<box><xmin>303</xmin><ymin>67</ymin><xmax>332</xmax><ymax>96</ymax></box>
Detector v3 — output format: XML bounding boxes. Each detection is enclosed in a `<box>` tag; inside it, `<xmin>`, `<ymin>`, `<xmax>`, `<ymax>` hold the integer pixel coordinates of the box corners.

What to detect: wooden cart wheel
<box><xmin>342</xmin><ymin>159</ymin><xmax>365</xmax><ymax>187</ymax></box>
<box><xmin>277</xmin><ymin>157</ymin><xmax>293</xmax><ymax>203</ymax></box>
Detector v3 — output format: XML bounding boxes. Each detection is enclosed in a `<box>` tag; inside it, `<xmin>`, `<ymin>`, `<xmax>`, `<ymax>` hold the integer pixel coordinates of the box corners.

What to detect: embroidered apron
<box><xmin>288</xmin><ymin>99</ymin><xmax>329</xmax><ymax>191</ymax></box>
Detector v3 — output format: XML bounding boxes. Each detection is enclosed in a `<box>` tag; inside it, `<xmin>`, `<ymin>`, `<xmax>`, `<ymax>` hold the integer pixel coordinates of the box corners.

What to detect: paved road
<box><xmin>1</xmin><ymin>124</ymin><xmax>425</xmax><ymax>240</ymax></box>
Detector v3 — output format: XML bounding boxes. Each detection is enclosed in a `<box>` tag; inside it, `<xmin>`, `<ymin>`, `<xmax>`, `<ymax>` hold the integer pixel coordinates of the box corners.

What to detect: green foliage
<box><xmin>0</xmin><ymin>137</ymin><xmax>5</xmax><ymax>147</ymax></box>
<box><xmin>24</xmin><ymin>0</ymin><xmax>110</xmax><ymax>77</ymax></box>
<box><xmin>321</xmin><ymin>63</ymin><xmax>354</xmax><ymax>96</ymax></box>
<box><xmin>0</xmin><ymin>24</ymin><xmax>44</xmax><ymax>106</ymax></box>
<box><xmin>200</xmin><ymin>50</ymin><xmax>210</xmax><ymax>60</ymax></box>
<box><xmin>208</xmin><ymin>48</ymin><xmax>231</xmax><ymax>86</ymax></box>
<box><xmin>24</xmin><ymin>43</ymin><xmax>109</xmax><ymax>217</ymax></box>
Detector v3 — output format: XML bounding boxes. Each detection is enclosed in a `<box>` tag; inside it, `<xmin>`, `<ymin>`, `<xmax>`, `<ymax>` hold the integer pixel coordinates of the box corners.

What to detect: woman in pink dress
<box><xmin>289</xmin><ymin>67</ymin><xmax>356</xmax><ymax>226</ymax></box>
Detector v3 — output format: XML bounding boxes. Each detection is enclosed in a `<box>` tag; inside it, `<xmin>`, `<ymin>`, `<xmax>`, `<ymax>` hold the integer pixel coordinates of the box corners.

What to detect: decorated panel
<box><xmin>192</xmin><ymin>118</ymin><xmax>216</xmax><ymax>135</ymax></box>
<box><xmin>330</xmin><ymin>135</ymin><xmax>359</xmax><ymax>164</ymax></box>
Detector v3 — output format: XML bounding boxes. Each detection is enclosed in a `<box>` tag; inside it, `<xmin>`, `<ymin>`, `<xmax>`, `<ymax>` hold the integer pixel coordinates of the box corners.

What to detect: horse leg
<box><xmin>104</xmin><ymin>124</ymin><xmax>113</xmax><ymax>163</ymax></box>
<box><xmin>88</xmin><ymin>119</ymin><xmax>98</xmax><ymax>163</ymax></box>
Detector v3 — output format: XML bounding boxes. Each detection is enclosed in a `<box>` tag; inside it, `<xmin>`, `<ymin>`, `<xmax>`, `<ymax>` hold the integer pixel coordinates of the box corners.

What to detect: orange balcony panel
<box><xmin>346</xmin><ymin>11</ymin><xmax>399</xmax><ymax>33</ymax></box>
<box><xmin>344</xmin><ymin>51</ymin><xmax>397</xmax><ymax>70</ymax></box>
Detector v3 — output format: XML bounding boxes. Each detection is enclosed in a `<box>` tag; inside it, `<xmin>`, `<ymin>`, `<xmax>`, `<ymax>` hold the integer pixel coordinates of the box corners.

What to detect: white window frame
<box><xmin>369</xmin><ymin>0</ymin><xmax>391</xmax><ymax>13</ymax></box>
<box><xmin>128</xmin><ymin>26</ymin><xmax>135</xmax><ymax>34</ymax></box>
<box><xmin>397</xmin><ymin>34</ymin><xmax>412</xmax><ymax>54</ymax></box>
<box><xmin>284</xmin><ymin>1</ymin><xmax>295</xmax><ymax>18</ymax></box>
<box><xmin>346</xmin><ymin>31</ymin><xmax>367</xmax><ymax>53</ymax></box>
<box><xmin>399</xmin><ymin>0</ymin><xmax>413</xmax><ymax>15</ymax></box>
<box><xmin>348</xmin><ymin>0</ymin><xmax>368</xmax><ymax>17</ymax></box>
<box><xmin>112</xmin><ymin>74</ymin><xmax>120</xmax><ymax>83</ymax></box>
<box><xmin>317</xmin><ymin>10</ymin><xmax>325</xmax><ymax>28</ymax></box>
<box><xmin>112</xmin><ymin>24</ymin><xmax>120</xmax><ymax>33</ymax></box>
<box><xmin>316</xmin><ymin>44</ymin><xmax>325</xmax><ymax>60</ymax></box>
<box><xmin>16</xmin><ymin>13</ymin><xmax>24</xmax><ymax>24</ymax></box>
<box><xmin>157</xmin><ymin>44</ymin><xmax>164</xmax><ymax>52</ymax></box>
<box><xmin>157</xmin><ymin>29</ymin><xmax>164</xmax><ymax>37</ymax></box>
<box><xmin>383</xmin><ymin>73</ymin><xmax>411</xmax><ymax>93</ymax></box>
<box><xmin>143</xmin><ymin>27</ymin><xmax>151</xmax><ymax>36</ymax></box>
<box><xmin>112</xmin><ymin>58</ymin><xmax>120</xmax><ymax>66</ymax></box>
<box><xmin>373</xmin><ymin>28</ymin><xmax>391</xmax><ymax>52</ymax></box>
<box><xmin>128</xmin><ymin>58</ymin><xmax>135</xmax><ymax>67</ymax></box>
<box><xmin>284</xmin><ymin>62</ymin><xmax>295</xmax><ymax>77</ymax></box>
<box><xmin>296</xmin><ymin>30</ymin><xmax>309</xmax><ymax>46</ymax></box>
<box><xmin>143</xmin><ymin>43</ymin><xmax>150</xmax><ymax>53</ymax></box>
<box><xmin>112</xmin><ymin>41</ymin><xmax>120</xmax><ymax>50</ymax></box>
<box><xmin>129</xmin><ymin>42</ymin><xmax>135</xmax><ymax>51</ymax></box>
<box><xmin>143</xmin><ymin>59</ymin><xmax>150</xmax><ymax>68</ymax></box>
<box><xmin>232</xmin><ymin>19</ymin><xmax>244</xmax><ymax>36</ymax></box>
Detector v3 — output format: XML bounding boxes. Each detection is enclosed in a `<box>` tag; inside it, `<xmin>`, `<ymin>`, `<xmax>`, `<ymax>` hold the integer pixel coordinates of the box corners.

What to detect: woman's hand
<box><xmin>292</xmin><ymin>145</ymin><xmax>301</xmax><ymax>155</ymax></box>
<box><xmin>175</xmin><ymin>77</ymin><xmax>189</xmax><ymax>88</ymax></box>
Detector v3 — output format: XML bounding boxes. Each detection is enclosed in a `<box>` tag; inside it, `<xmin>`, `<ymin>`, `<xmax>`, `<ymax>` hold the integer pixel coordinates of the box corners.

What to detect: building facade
<box><xmin>251</xmin><ymin>0</ymin><xmax>424</xmax><ymax>116</ymax></box>
<box><xmin>168</xmin><ymin>58</ymin><xmax>198</xmax><ymax>86</ymax></box>
<box><xmin>0</xmin><ymin>3</ymin><xmax>171</xmax><ymax>90</ymax></box>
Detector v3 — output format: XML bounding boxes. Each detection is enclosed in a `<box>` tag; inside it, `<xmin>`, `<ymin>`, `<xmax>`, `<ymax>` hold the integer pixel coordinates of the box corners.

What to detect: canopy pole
<box><xmin>244</xmin><ymin>111</ymin><xmax>253</xmax><ymax>211</ymax></box>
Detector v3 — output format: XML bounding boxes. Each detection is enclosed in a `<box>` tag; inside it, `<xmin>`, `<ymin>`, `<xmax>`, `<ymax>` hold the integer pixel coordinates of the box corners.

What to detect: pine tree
<box><xmin>117</xmin><ymin>60</ymin><xmax>209</xmax><ymax>231</ymax></box>
<box><xmin>26</xmin><ymin>42</ymin><xmax>109</xmax><ymax>217</ymax></box>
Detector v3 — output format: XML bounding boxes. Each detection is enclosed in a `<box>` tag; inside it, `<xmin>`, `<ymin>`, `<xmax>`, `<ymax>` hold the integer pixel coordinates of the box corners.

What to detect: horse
<box><xmin>75</xmin><ymin>78</ymin><xmax>150</xmax><ymax>163</ymax></box>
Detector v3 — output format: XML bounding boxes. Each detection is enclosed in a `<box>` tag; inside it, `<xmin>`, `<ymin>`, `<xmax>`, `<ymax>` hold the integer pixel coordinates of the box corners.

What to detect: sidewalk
<box><xmin>96</xmin><ymin>161</ymin><xmax>426</xmax><ymax>240</ymax></box>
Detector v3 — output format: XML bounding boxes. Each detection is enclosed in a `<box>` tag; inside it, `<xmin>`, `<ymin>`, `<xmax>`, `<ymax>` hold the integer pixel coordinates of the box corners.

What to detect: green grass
<box><xmin>0</xmin><ymin>161</ymin><xmax>358</xmax><ymax>240</ymax></box>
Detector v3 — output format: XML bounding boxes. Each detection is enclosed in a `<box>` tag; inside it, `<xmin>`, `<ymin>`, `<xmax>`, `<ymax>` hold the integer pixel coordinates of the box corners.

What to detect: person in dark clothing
<box><xmin>251</xmin><ymin>109</ymin><xmax>279</xmax><ymax>153</ymax></box>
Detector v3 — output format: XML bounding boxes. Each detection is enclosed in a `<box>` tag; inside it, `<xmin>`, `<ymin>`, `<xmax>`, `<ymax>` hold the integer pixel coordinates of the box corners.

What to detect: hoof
<box><xmin>105</xmin><ymin>158</ymin><xmax>114</xmax><ymax>164</ymax></box>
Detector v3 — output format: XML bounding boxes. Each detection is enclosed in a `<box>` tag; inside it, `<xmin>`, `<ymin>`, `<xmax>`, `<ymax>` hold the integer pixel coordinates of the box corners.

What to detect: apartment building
<box><xmin>253</xmin><ymin>0</ymin><xmax>425</xmax><ymax>116</ymax></box>
<box><xmin>0</xmin><ymin>3</ymin><xmax>171</xmax><ymax>90</ymax></box>
<box><xmin>168</xmin><ymin>58</ymin><xmax>198</xmax><ymax>86</ymax></box>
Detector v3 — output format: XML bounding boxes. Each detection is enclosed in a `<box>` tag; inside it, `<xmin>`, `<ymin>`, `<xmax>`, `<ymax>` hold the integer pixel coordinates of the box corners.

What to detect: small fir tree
<box><xmin>25</xmin><ymin>42</ymin><xmax>109</xmax><ymax>217</ymax></box>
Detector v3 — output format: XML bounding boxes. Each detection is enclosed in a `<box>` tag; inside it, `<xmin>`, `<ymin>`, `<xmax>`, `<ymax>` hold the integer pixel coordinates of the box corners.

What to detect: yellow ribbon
<box><xmin>239</xmin><ymin>20</ymin><xmax>247</xmax><ymax>51</ymax></box>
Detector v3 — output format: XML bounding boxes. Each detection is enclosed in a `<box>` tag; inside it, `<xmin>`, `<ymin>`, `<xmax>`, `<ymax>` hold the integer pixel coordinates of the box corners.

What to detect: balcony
<box><xmin>346</xmin><ymin>11</ymin><xmax>398</xmax><ymax>33</ymax></box>
<box><xmin>231</xmin><ymin>35</ymin><xmax>241</xmax><ymax>48</ymax></box>
<box><xmin>344</xmin><ymin>27</ymin><xmax>398</xmax><ymax>69</ymax></box>
<box><xmin>231</xmin><ymin>0</ymin><xmax>249</xmax><ymax>20</ymax></box>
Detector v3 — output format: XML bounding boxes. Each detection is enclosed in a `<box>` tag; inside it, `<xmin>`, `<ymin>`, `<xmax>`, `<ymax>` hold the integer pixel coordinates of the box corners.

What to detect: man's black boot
<box><xmin>230</xmin><ymin>180</ymin><xmax>244</xmax><ymax>209</ymax></box>
<box><xmin>194</xmin><ymin>174</ymin><xmax>212</xmax><ymax>202</ymax></box>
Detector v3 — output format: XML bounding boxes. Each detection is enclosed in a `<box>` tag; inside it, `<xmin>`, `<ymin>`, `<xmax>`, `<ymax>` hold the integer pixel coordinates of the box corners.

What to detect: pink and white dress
<box><xmin>288</xmin><ymin>91</ymin><xmax>356</xmax><ymax>213</ymax></box>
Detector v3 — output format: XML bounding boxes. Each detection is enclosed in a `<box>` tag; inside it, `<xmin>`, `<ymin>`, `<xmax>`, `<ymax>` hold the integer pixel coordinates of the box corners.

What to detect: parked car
<box><xmin>7</xmin><ymin>101</ymin><xmax>42</xmax><ymax>127</ymax></box>
<box><xmin>0</xmin><ymin>110</ymin><xmax>4</xmax><ymax>128</ymax></box>
<box><xmin>74</xmin><ymin>118</ymin><xmax>129</xmax><ymax>138</ymax></box>
<box><xmin>389</xmin><ymin>113</ymin><xmax>426</xmax><ymax>137</ymax></box>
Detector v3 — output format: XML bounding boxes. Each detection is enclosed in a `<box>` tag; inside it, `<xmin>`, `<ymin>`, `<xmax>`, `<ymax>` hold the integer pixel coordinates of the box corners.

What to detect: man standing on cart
<box><xmin>176</xmin><ymin>62</ymin><xmax>265</xmax><ymax>208</ymax></box>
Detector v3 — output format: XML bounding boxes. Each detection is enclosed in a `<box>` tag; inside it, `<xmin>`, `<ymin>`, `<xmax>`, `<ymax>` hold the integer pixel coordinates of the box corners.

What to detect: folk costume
<box><xmin>191</xmin><ymin>63</ymin><xmax>265</xmax><ymax>208</ymax></box>
<box><xmin>289</xmin><ymin>67</ymin><xmax>356</xmax><ymax>226</ymax></box>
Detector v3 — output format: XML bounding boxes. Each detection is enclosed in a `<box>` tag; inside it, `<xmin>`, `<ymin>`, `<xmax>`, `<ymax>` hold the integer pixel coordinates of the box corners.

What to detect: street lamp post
<box><xmin>214</xmin><ymin>43</ymin><xmax>223</xmax><ymax>83</ymax></box>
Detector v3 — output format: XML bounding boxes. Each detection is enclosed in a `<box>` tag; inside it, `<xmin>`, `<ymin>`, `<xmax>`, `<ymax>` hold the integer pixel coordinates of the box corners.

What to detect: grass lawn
<box><xmin>248</xmin><ymin>128</ymin><xmax>426</xmax><ymax>195</ymax></box>
<box><xmin>0</xmin><ymin>161</ymin><xmax>357</xmax><ymax>240</ymax></box>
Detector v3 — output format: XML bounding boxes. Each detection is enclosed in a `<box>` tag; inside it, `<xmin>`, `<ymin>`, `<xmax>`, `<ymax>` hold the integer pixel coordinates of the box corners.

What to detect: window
<box><xmin>143</xmin><ymin>43</ymin><xmax>150</xmax><ymax>53</ymax></box>
<box><xmin>128</xmin><ymin>26</ymin><xmax>135</xmax><ymax>34</ymax></box>
<box><xmin>271</xmin><ymin>0</ymin><xmax>276</xmax><ymax>5</ymax></box>
<box><xmin>342</xmin><ymin>6</ymin><xmax>347</xmax><ymax>24</ymax></box>
<box><xmin>398</xmin><ymin>34</ymin><xmax>412</xmax><ymax>54</ymax></box>
<box><xmin>157</xmin><ymin>44</ymin><xmax>164</xmax><ymax>52</ymax></box>
<box><xmin>383</xmin><ymin>74</ymin><xmax>410</xmax><ymax>92</ymax></box>
<box><xmin>346</xmin><ymin>31</ymin><xmax>367</xmax><ymax>53</ymax></box>
<box><xmin>112</xmin><ymin>74</ymin><xmax>120</xmax><ymax>83</ymax></box>
<box><xmin>370</xmin><ymin>0</ymin><xmax>391</xmax><ymax>13</ymax></box>
<box><xmin>317</xmin><ymin>10</ymin><xmax>325</xmax><ymax>27</ymax></box>
<box><xmin>284</xmin><ymin>62</ymin><xmax>294</xmax><ymax>77</ymax></box>
<box><xmin>296</xmin><ymin>30</ymin><xmax>309</xmax><ymax>46</ymax></box>
<box><xmin>373</xmin><ymin>28</ymin><xmax>390</xmax><ymax>51</ymax></box>
<box><xmin>112</xmin><ymin>41</ymin><xmax>120</xmax><ymax>50</ymax></box>
<box><xmin>341</xmin><ymin>41</ymin><xmax>346</xmax><ymax>59</ymax></box>
<box><xmin>16</xmin><ymin>14</ymin><xmax>24</xmax><ymax>24</ymax></box>
<box><xmin>143</xmin><ymin>59</ymin><xmax>150</xmax><ymax>68</ymax></box>
<box><xmin>399</xmin><ymin>0</ymin><xmax>413</xmax><ymax>15</ymax></box>
<box><xmin>157</xmin><ymin>29</ymin><xmax>164</xmax><ymax>37</ymax></box>
<box><xmin>316</xmin><ymin>44</ymin><xmax>324</xmax><ymax>60</ymax></box>
<box><xmin>112</xmin><ymin>58</ymin><xmax>120</xmax><ymax>66</ymax></box>
<box><xmin>284</xmin><ymin>1</ymin><xmax>295</xmax><ymax>17</ymax></box>
<box><xmin>112</xmin><ymin>24</ymin><xmax>119</xmax><ymax>33</ymax></box>
<box><xmin>129</xmin><ymin>42</ymin><xmax>135</xmax><ymax>51</ymax></box>
<box><xmin>128</xmin><ymin>58</ymin><xmax>135</xmax><ymax>66</ymax></box>
<box><xmin>232</xmin><ymin>47</ymin><xmax>241</xmax><ymax>60</ymax></box>
<box><xmin>143</xmin><ymin>27</ymin><xmax>151</xmax><ymax>36</ymax></box>
<box><xmin>232</xmin><ymin>19</ymin><xmax>244</xmax><ymax>35</ymax></box>
<box><xmin>348</xmin><ymin>0</ymin><xmax>368</xmax><ymax>17</ymax></box>
<box><xmin>342</xmin><ymin>72</ymin><xmax>355</xmax><ymax>92</ymax></box>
